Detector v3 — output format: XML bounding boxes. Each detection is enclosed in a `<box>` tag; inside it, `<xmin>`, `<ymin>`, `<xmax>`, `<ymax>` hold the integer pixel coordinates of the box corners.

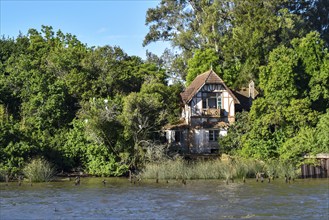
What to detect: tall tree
<box><xmin>144</xmin><ymin>0</ymin><xmax>232</xmax><ymax>80</ymax></box>
<box><xmin>144</xmin><ymin>0</ymin><xmax>327</xmax><ymax>88</ymax></box>
<box><xmin>287</xmin><ymin>0</ymin><xmax>329</xmax><ymax>45</ymax></box>
<box><xmin>239</xmin><ymin>32</ymin><xmax>328</xmax><ymax>160</ymax></box>
<box><xmin>185</xmin><ymin>48</ymin><xmax>221</xmax><ymax>85</ymax></box>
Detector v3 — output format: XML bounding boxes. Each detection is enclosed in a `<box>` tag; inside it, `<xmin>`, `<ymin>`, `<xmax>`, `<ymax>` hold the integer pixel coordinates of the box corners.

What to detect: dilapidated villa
<box><xmin>165</xmin><ymin>70</ymin><xmax>257</xmax><ymax>155</ymax></box>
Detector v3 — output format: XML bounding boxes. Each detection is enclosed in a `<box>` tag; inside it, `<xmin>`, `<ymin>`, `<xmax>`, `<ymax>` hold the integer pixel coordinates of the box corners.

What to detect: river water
<box><xmin>0</xmin><ymin>178</ymin><xmax>328</xmax><ymax>219</ymax></box>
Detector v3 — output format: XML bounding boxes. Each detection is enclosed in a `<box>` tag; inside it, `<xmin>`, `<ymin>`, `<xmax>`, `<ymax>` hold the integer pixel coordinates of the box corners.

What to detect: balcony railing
<box><xmin>202</xmin><ymin>108</ymin><xmax>223</xmax><ymax>117</ymax></box>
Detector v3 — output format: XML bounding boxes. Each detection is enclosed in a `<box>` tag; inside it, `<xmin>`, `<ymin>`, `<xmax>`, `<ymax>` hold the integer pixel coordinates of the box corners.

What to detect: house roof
<box><xmin>163</xmin><ymin>119</ymin><xmax>189</xmax><ymax>130</ymax></box>
<box><xmin>180</xmin><ymin>70</ymin><xmax>240</xmax><ymax>104</ymax></box>
<box><xmin>194</xmin><ymin>121</ymin><xmax>229</xmax><ymax>129</ymax></box>
<box><xmin>233</xmin><ymin>81</ymin><xmax>259</xmax><ymax>111</ymax></box>
<box><xmin>234</xmin><ymin>85</ymin><xmax>259</xmax><ymax>99</ymax></box>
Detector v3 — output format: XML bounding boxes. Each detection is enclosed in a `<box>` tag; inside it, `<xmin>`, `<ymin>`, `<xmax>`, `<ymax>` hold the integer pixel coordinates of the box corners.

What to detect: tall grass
<box><xmin>23</xmin><ymin>158</ymin><xmax>56</xmax><ymax>182</ymax></box>
<box><xmin>140</xmin><ymin>155</ymin><xmax>299</xmax><ymax>181</ymax></box>
<box><xmin>140</xmin><ymin>156</ymin><xmax>265</xmax><ymax>180</ymax></box>
<box><xmin>277</xmin><ymin>162</ymin><xmax>300</xmax><ymax>180</ymax></box>
<box><xmin>265</xmin><ymin>159</ymin><xmax>278</xmax><ymax>179</ymax></box>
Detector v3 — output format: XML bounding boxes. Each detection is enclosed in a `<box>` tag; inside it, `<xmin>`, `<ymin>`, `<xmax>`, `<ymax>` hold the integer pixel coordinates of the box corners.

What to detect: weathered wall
<box><xmin>189</xmin><ymin>129</ymin><xmax>220</xmax><ymax>154</ymax></box>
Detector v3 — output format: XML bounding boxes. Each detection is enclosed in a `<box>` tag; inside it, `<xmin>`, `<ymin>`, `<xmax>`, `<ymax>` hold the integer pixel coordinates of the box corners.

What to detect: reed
<box><xmin>140</xmin><ymin>156</ymin><xmax>301</xmax><ymax>181</ymax></box>
<box><xmin>277</xmin><ymin>162</ymin><xmax>300</xmax><ymax>180</ymax></box>
<box><xmin>265</xmin><ymin>159</ymin><xmax>278</xmax><ymax>179</ymax></box>
<box><xmin>141</xmin><ymin>158</ymin><xmax>185</xmax><ymax>180</ymax></box>
<box><xmin>141</xmin><ymin>156</ymin><xmax>258</xmax><ymax>180</ymax></box>
<box><xmin>23</xmin><ymin>158</ymin><xmax>56</xmax><ymax>182</ymax></box>
<box><xmin>232</xmin><ymin>158</ymin><xmax>248</xmax><ymax>179</ymax></box>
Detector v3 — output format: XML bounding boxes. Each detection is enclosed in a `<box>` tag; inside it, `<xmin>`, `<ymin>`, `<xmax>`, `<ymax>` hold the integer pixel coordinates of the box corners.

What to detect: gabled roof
<box><xmin>180</xmin><ymin>70</ymin><xmax>240</xmax><ymax>104</ymax></box>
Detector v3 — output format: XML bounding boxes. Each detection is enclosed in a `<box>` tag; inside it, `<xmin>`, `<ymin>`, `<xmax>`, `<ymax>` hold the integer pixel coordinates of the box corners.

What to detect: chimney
<box><xmin>249</xmin><ymin>80</ymin><xmax>255</xmax><ymax>99</ymax></box>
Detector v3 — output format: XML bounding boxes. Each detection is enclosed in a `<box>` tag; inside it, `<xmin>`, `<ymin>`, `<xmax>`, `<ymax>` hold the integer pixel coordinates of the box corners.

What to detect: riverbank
<box><xmin>1</xmin><ymin>154</ymin><xmax>327</xmax><ymax>185</ymax></box>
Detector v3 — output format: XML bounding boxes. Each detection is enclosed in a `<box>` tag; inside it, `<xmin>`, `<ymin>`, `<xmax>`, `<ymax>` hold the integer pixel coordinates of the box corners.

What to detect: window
<box><xmin>209</xmin><ymin>130</ymin><xmax>219</xmax><ymax>142</ymax></box>
<box><xmin>202</xmin><ymin>92</ymin><xmax>221</xmax><ymax>109</ymax></box>
<box><xmin>217</xmin><ymin>96</ymin><xmax>222</xmax><ymax>109</ymax></box>
<box><xmin>174</xmin><ymin>131</ymin><xmax>181</xmax><ymax>142</ymax></box>
<box><xmin>208</xmin><ymin>98</ymin><xmax>217</xmax><ymax>108</ymax></box>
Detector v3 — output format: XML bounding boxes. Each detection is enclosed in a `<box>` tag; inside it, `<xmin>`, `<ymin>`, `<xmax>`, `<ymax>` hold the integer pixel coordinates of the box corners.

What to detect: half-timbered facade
<box><xmin>165</xmin><ymin>70</ymin><xmax>241</xmax><ymax>154</ymax></box>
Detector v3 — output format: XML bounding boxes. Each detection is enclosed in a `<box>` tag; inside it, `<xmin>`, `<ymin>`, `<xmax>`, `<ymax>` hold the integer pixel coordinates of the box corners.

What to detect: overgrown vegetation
<box><xmin>23</xmin><ymin>158</ymin><xmax>56</xmax><ymax>182</ymax></box>
<box><xmin>140</xmin><ymin>155</ymin><xmax>300</xmax><ymax>181</ymax></box>
<box><xmin>1</xmin><ymin>0</ymin><xmax>329</xmax><ymax>179</ymax></box>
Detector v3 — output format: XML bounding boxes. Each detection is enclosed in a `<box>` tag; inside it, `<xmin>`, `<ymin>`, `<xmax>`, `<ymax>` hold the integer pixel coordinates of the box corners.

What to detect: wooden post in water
<box><xmin>5</xmin><ymin>174</ymin><xmax>9</xmax><ymax>186</ymax></box>
<box><xmin>18</xmin><ymin>175</ymin><xmax>22</xmax><ymax>186</ymax></box>
<box><xmin>129</xmin><ymin>170</ymin><xmax>132</xmax><ymax>183</ymax></box>
<box><xmin>75</xmin><ymin>176</ymin><xmax>80</xmax><ymax>185</ymax></box>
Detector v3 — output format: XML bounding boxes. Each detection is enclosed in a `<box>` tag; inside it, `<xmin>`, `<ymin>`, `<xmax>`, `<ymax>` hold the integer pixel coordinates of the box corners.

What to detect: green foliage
<box><xmin>144</xmin><ymin>0</ymin><xmax>326</xmax><ymax>86</ymax></box>
<box><xmin>2</xmin><ymin>19</ymin><xmax>328</xmax><ymax>178</ymax></box>
<box><xmin>219</xmin><ymin>111</ymin><xmax>250</xmax><ymax>154</ymax></box>
<box><xmin>237</xmin><ymin>33</ymin><xmax>328</xmax><ymax>162</ymax></box>
<box><xmin>279</xmin><ymin>111</ymin><xmax>329</xmax><ymax>165</ymax></box>
<box><xmin>83</xmin><ymin>144</ymin><xmax>128</xmax><ymax>177</ymax></box>
<box><xmin>120</xmin><ymin>85</ymin><xmax>170</xmax><ymax>168</ymax></box>
<box><xmin>79</xmin><ymin>97</ymin><xmax>123</xmax><ymax>148</ymax></box>
<box><xmin>0</xmin><ymin>26</ymin><xmax>180</xmax><ymax>176</ymax></box>
<box><xmin>223</xmin><ymin>2</ymin><xmax>305</xmax><ymax>86</ymax></box>
<box><xmin>186</xmin><ymin>48</ymin><xmax>221</xmax><ymax>85</ymax></box>
<box><xmin>0</xmin><ymin>106</ymin><xmax>37</xmax><ymax>174</ymax></box>
<box><xmin>260</xmin><ymin>45</ymin><xmax>299</xmax><ymax>100</ymax></box>
<box><xmin>292</xmin><ymin>32</ymin><xmax>329</xmax><ymax>112</ymax></box>
<box><xmin>54</xmin><ymin>119</ymin><xmax>129</xmax><ymax>176</ymax></box>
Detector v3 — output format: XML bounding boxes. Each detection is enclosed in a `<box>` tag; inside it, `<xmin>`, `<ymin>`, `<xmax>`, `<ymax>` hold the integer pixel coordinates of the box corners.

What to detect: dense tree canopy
<box><xmin>145</xmin><ymin>0</ymin><xmax>328</xmax><ymax>87</ymax></box>
<box><xmin>1</xmin><ymin>0</ymin><xmax>329</xmax><ymax>177</ymax></box>
<box><xmin>0</xmin><ymin>26</ymin><xmax>181</xmax><ymax>176</ymax></box>
<box><xmin>221</xmin><ymin>32</ymin><xmax>329</xmax><ymax>164</ymax></box>
<box><xmin>144</xmin><ymin>0</ymin><xmax>328</xmax><ymax>166</ymax></box>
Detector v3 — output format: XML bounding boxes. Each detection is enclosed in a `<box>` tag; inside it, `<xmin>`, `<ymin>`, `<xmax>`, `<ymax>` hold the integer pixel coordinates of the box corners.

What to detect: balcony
<box><xmin>202</xmin><ymin>108</ymin><xmax>224</xmax><ymax>117</ymax></box>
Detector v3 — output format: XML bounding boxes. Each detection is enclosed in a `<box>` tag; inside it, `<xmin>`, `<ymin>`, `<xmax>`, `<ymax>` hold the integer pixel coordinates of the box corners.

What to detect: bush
<box><xmin>23</xmin><ymin>158</ymin><xmax>56</xmax><ymax>182</ymax></box>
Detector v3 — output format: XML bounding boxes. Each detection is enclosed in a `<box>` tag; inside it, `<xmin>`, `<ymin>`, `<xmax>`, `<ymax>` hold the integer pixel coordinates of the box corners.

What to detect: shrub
<box><xmin>23</xmin><ymin>158</ymin><xmax>56</xmax><ymax>182</ymax></box>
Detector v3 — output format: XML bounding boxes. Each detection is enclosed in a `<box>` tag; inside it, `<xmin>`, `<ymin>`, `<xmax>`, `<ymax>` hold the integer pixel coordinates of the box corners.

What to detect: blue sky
<box><xmin>0</xmin><ymin>0</ymin><xmax>170</xmax><ymax>59</ymax></box>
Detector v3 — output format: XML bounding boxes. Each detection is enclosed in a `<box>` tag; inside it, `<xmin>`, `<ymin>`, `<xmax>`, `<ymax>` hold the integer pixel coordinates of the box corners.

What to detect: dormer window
<box><xmin>202</xmin><ymin>92</ymin><xmax>221</xmax><ymax>109</ymax></box>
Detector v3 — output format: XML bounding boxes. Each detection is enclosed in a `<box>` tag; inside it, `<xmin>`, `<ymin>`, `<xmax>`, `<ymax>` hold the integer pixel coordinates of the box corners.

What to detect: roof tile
<box><xmin>181</xmin><ymin>70</ymin><xmax>239</xmax><ymax>104</ymax></box>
